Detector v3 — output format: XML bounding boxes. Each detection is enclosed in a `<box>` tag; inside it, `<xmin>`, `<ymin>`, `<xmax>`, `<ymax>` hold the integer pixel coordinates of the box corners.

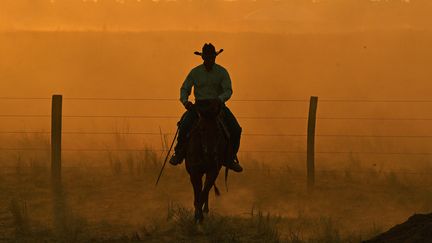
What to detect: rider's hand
<box><xmin>184</xmin><ymin>101</ymin><xmax>194</xmax><ymax>110</ymax></box>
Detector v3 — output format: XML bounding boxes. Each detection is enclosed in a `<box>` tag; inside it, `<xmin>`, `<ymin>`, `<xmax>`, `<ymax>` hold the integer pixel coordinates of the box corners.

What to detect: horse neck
<box><xmin>200</xmin><ymin>116</ymin><xmax>220</xmax><ymax>136</ymax></box>
<box><xmin>198</xmin><ymin>116</ymin><xmax>223</xmax><ymax>152</ymax></box>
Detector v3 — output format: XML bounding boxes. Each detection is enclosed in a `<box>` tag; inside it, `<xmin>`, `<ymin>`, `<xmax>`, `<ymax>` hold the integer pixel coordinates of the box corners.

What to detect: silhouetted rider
<box><xmin>169</xmin><ymin>43</ymin><xmax>243</xmax><ymax>172</ymax></box>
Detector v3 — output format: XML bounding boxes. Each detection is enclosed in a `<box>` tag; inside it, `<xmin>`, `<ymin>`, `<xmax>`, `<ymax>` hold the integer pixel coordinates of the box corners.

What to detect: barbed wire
<box><xmin>320</xmin><ymin>99</ymin><xmax>432</xmax><ymax>103</ymax></box>
<box><xmin>3</xmin><ymin>114</ymin><xmax>432</xmax><ymax>121</ymax></box>
<box><xmin>0</xmin><ymin>148</ymin><xmax>304</xmax><ymax>153</ymax></box>
<box><xmin>3</xmin><ymin>131</ymin><xmax>432</xmax><ymax>139</ymax></box>
<box><xmin>1</xmin><ymin>165</ymin><xmax>432</xmax><ymax>177</ymax></box>
<box><xmin>318</xmin><ymin>117</ymin><xmax>432</xmax><ymax>121</ymax></box>
<box><xmin>63</xmin><ymin>98</ymin><xmax>311</xmax><ymax>102</ymax></box>
<box><xmin>61</xmin><ymin>115</ymin><xmax>309</xmax><ymax>119</ymax></box>
<box><xmin>0</xmin><ymin>115</ymin><xmax>50</xmax><ymax>118</ymax></box>
<box><xmin>0</xmin><ymin>131</ymin><xmax>304</xmax><ymax>136</ymax></box>
<box><xmin>244</xmin><ymin>168</ymin><xmax>432</xmax><ymax>175</ymax></box>
<box><xmin>0</xmin><ymin>114</ymin><xmax>308</xmax><ymax>119</ymax></box>
<box><xmin>1</xmin><ymin>147</ymin><xmax>432</xmax><ymax>155</ymax></box>
<box><xmin>0</xmin><ymin>166</ymin><xmax>426</xmax><ymax>174</ymax></box>
<box><xmin>0</xmin><ymin>97</ymin><xmax>50</xmax><ymax>100</ymax></box>
<box><xmin>2</xmin><ymin>96</ymin><xmax>432</xmax><ymax>103</ymax></box>
<box><xmin>2</xmin><ymin>97</ymin><xmax>432</xmax><ymax>157</ymax></box>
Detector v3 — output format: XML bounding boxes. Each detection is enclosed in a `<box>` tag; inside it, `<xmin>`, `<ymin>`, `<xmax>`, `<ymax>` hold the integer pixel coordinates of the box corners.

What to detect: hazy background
<box><xmin>1</xmin><ymin>0</ymin><xmax>432</xmax><ymax>32</ymax></box>
<box><xmin>1</xmin><ymin>0</ymin><xmax>432</xmax><ymax>170</ymax></box>
<box><xmin>1</xmin><ymin>0</ymin><xmax>432</xmax><ymax>241</ymax></box>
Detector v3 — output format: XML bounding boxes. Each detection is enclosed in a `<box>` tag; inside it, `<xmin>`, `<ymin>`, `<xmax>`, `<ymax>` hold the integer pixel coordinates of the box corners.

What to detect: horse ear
<box><xmin>194</xmin><ymin>51</ymin><xmax>202</xmax><ymax>56</ymax></box>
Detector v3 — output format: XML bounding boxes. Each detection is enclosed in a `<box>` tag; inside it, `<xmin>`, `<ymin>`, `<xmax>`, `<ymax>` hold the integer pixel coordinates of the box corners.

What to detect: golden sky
<box><xmin>1</xmin><ymin>0</ymin><xmax>431</xmax><ymax>32</ymax></box>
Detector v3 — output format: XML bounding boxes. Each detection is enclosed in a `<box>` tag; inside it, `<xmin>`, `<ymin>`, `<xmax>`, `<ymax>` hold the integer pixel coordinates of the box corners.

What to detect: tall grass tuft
<box><xmin>9</xmin><ymin>199</ymin><xmax>30</xmax><ymax>236</ymax></box>
<box><xmin>164</xmin><ymin>203</ymin><xmax>281</xmax><ymax>242</ymax></box>
<box><xmin>310</xmin><ymin>217</ymin><xmax>342</xmax><ymax>243</ymax></box>
<box><xmin>109</xmin><ymin>153</ymin><xmax>123</xmax><ymax>176</ymax></box>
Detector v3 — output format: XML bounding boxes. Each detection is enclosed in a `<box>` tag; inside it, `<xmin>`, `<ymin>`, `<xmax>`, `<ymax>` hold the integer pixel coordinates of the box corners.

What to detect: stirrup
<box><xmin>226</xmin><ymin>159</ymin><xmax>243</xmax><ymax>173</ymax></box>
<box><xmin>169</xmin><ymin>153</ymin><xmax>184</xmax><ymax>165</ymax></box>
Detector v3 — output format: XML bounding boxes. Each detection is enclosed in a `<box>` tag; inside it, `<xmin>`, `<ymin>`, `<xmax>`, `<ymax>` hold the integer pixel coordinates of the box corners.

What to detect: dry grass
<box><xmin>1</xmin><ymin>146</ymin><xmax>431</xmax><ymax>242</ymax></box>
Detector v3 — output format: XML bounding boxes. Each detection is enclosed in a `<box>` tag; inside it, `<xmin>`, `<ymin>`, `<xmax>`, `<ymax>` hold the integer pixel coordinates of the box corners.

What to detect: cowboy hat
<box><xmin>194</xmin><ymin>43</ymin><xmax>224</xmax><ymax>56</ymax></box>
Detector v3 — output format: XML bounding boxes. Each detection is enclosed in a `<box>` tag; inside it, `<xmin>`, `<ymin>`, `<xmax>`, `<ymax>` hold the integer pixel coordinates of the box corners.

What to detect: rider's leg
<box><xmin>222</xmin><ymin>106</ymin><xmax>243</xmax><ymax>172</ymax></box>
<box><xmin>170</xmin><ymin>110</ymin><xmax>197</xmax><ymax>165</ymax></box>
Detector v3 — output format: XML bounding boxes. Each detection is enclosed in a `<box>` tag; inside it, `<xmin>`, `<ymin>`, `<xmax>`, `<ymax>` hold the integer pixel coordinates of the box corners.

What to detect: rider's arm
<box><xmin>180</xmin><ymin>71</ymin><xmax>194</xmax><ymax>105</ymax></box>
<box><xmin>218</xmin><ymin>68</ymin><xmax>233</xmax><ymax>103</ymax></box>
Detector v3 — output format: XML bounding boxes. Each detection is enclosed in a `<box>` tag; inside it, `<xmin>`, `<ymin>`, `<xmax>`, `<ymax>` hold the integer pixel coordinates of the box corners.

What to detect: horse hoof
<box><xmin>194</xmin><ymin>210</ymin><xmax>204</xmax><ymax>223</ymax></box>
<box><xmin>195</xmin><ymin>217</ymin><xmax>204</xmax><ymax>224</ymax></box>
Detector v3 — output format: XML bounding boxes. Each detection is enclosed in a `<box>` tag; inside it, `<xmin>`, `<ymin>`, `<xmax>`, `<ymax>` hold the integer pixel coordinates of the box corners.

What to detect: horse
<box><xmin>184</xmin><ymin>99</ymin><xmax>232</xmax><ymax>223</ymax></box>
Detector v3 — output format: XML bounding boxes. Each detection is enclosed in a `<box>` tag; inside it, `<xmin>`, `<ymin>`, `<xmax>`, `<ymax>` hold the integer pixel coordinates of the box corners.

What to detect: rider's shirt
<box><xmin>180</xmin><ymin>64</ymin><xmax>233</xmax><ymax>105</ymax></box>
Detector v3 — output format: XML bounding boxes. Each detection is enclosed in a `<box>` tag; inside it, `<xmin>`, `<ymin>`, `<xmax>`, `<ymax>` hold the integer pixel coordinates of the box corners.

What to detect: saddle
<box><xmin>186</xmin><ymin>100</ymin><xmax>234</xmax><ymax>164</ymax></box>
<box><xmin>188</xmin><ymin>100</ymin><xmax>230</xmax><ymax>141</ymax></box>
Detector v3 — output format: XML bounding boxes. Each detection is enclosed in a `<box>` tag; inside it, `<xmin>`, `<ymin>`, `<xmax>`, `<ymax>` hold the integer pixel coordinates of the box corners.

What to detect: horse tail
<box><xmin>214</xmin><ymin>183</ymin><xmax>221</xmax><ymax>197</ymax></box>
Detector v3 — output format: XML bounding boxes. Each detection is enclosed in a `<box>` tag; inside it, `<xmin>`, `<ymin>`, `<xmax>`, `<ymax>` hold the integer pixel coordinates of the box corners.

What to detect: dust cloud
<box><xmin>1</xmin><ymin>0</ymin><xmax>432</xmax><ymax>241</ymax></box>
<box><xmin>1</xmin><ymin>0</ymin><xmax>432</xmax><ymax>32</ymax></box>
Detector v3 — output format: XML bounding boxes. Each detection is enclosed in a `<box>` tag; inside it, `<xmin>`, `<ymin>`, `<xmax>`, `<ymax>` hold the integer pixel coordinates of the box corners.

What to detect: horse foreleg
<box><xmin>190</xmin><ymin>173</ymin><xmax>203</xmax><ymax>223</ymax></box>
<box><xmin>203</xmin><ymin>201</ymin><xmax>209</xmax><ymax>214</ymax></box>
<box><xmin>199</xmin><ymin>171</ymin><xmax>219</xmax><ymax>216</ymax></box>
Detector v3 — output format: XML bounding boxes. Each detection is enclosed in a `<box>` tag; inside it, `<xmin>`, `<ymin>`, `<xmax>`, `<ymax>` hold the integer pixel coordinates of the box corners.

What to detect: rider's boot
<box><xmin>170</xmin><ymin>110</ymin><xmax>195</xmax><ymax>166</ymax></box>
<box><xmin>225</xmin><ymin>155</ymin><xmax>243</xmax><ymax>173</ymax></box>
<box><xmin>169</xmin><ymin>144</ymin><xmax>185</xmax><ymax>166</ymax></box>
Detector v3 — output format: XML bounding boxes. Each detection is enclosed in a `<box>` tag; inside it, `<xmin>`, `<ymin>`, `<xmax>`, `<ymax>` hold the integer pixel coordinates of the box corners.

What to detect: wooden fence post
<box><xmin>51</xmin><ymin>94</ymin><xmax>65</xmax><ymax>235</ymax></box>
<box><xmin>307</xmin><ymin>96</ymin><xmax>318</xmax><ymax>191</ymax></box>
<box><xmin>51</xmin><ymin>95</ymin><xmax>62</xmax><ymax>181</ymax></box>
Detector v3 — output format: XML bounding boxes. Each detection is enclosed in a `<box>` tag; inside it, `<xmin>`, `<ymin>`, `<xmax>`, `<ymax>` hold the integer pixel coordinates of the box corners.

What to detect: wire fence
<box><xmin>2</xmin><ymin>96</ymin><xmax>432</xmax><ymax>102</ymax></box>
<box><xmin>1</xmin><ymin>96</ymin><xmax>432</xmax><ymax>156</ymax></box>
<box><xmin>1</xmin><ymin>147</ymin><xmax>432</xmax><ymax>156</ymax></box>
<box><xmin>3</xmin><ymin>130</ymin><xmax>432</xmax><ymax>138</ymax></box>
<box><xmin>1</xmin><ymin>165</ymin><xmax>431</xmax><ymax>176</ymax></box>
<box><xmin>3</xmin><ymin>114</ymin><xmax>432</xmax><ymax>121</ymax></box>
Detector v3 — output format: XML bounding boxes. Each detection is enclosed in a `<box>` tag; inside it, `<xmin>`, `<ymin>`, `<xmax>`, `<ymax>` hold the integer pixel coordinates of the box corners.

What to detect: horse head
<box><xmin>194</xmin><ymin>99</ymin><xmax>224</xmax><ymax>162</ymax></box>
<box><xmin>195</xmin><ymin>99</ymin><xmax>222</xmax><ymax>120</ymax></box>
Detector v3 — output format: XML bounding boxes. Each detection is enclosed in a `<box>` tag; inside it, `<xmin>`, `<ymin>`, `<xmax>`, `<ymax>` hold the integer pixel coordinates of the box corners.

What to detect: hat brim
<box><xmin>194</xmin><ymin>49</ymin><xmax>224</xmax><ymax>56</ymax></box>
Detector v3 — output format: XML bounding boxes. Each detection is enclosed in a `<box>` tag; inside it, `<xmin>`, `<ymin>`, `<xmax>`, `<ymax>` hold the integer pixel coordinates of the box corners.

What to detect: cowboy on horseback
<box><xmin>169</xmin><ymin>43</ymin><xmax>243</xmax><ymax>173</ymax></box>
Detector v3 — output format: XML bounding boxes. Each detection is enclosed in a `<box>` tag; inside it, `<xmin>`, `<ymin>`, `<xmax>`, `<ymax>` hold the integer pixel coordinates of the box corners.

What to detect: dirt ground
<box><xmin>1</xmin><ymin>149</ymin><xmax>432</xmax><ymax>242</ymax></box>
